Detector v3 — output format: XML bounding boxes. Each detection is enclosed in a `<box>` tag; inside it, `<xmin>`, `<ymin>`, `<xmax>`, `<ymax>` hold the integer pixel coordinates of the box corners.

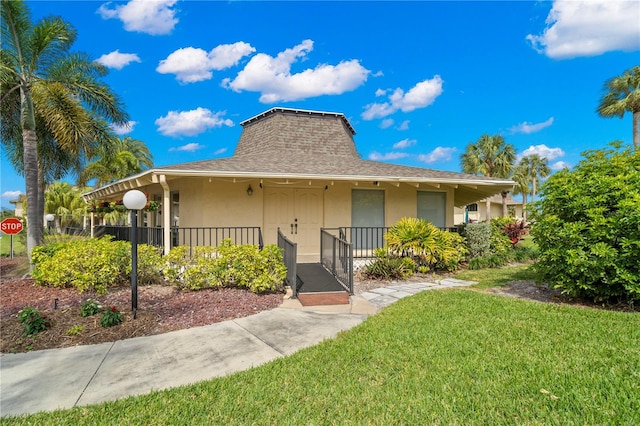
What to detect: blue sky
<box><xmin>2</xmin><ymin>0</ymin><xmax>639</xmax><ymax>209</ymax></box>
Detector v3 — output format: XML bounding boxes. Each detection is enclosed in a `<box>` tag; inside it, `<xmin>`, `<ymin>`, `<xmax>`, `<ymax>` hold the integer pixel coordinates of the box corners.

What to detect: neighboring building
<box><xmin>9</xmin><ymin>194</ymin><xmax>26</xmax><ymax>218</ymax></box>
<box><xmin>83</xmin><ymin>108</ymin><xmax>514</xmax><ymax>261</ymax></box>
<box><xmin>454</xmin><ymin>194</ymin><xmax>524</xmax><ymax>224</ymax></box>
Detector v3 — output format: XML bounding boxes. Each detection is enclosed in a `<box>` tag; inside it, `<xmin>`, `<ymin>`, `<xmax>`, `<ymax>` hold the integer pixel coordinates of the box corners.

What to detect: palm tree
<box><xmin>519</xmin><ymin>154</ymin><xmax>550</xmax><ymax>204</ymax></box>
<box><xmin>461</xmin><ymin>134</ymin><xmax>516</xmax><ymax>220</ymax></box>
<box><xmin>44</xmin><ymin>181</ymin><xmax>88</xmax><ymax>232</ymax></box>
<box><xmin>511</xmin><ymin>162</ymin><xmax>530</xmax><ymax>222</ymax></box>
<box><xmin>78</xmin><ymin>136</ymin><xmax>154</xmax><ymax>187</ymax></box>
<box><xmin>1</xmin><ymin>0</ymin><xmax>128</xmax><ymax>257</ymax></box>
<box><xmin>597</xmin><ymin>66</ymin><xmax>640</xmax><ymax>151</ymax></box>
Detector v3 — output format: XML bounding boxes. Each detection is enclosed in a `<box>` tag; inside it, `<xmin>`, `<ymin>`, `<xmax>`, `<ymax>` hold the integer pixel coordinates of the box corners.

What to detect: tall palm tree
<box><xmin>519</xmin><ymin>154</ymin><xmax>550</xmax><ymax>204</ymax></box>
<box><xmin>597</xmin><ymin>66</ymin><xmax>640</xmax><ymax>151</ymax></box>
<box><xmin>461</xmin><ymin>134</ymin><xmax>516</xmax><ymax>220</ymax></box>
<box><xmin>1</xmin><ymin>0</ymin><xmax>128</xmax><ymax>257</ymax></box>
<box><xmin>78</xmin><ymin>136</ymin><xmax>154</xmax><ymax>187</ymax></box>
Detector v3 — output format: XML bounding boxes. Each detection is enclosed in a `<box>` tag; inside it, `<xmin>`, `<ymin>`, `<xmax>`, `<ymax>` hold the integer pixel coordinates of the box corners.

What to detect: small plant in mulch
<box><xmin>80</xmin><ymin>299</ymin><xmax>102</xmax><ymax>317</ymax></box>
<box><xmin>17</xmin><ymin>306</ymin><xmax>53</xmax><ymax>337</ymax></box>
<box><xmin>66</xmin><ymin>325</ymin><xmax>84</xmax><ymax>335</ymax></box>
<box><xmin>100</xmin><ymin>306</ymin><xmax>123</xmax><ymax>328</ymax></box>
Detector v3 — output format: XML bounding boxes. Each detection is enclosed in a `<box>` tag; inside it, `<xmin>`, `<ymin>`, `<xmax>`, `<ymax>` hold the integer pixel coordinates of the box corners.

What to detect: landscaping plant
<box><xmin>17</xmin><ymin>307</ymin><xmax>52</xmax><ymax>337</ymax></box>
<box><xmin>100</xmin><ymin>306</ymin><xmax>123</xmax><ymax>328</ymax></box>
<box><xmin>531</xmin><ymin>142</ymin><xmax>640</xmax><ymax>302</ymax></box>
<box><xmin>80</xmin><ymin>299</ymin><xmax>101</xmax><ymax>317</ymax></box>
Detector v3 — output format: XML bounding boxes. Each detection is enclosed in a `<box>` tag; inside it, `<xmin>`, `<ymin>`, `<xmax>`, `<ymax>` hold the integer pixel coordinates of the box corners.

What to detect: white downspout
<box><xmin>159</xmin><ymin>174</ymin><xmax>171</xmax><ymax>255</ymax></box>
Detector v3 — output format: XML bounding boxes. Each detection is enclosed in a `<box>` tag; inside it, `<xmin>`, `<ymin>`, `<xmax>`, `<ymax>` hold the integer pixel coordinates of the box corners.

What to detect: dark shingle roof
<box><xmin>85</xmin><ymin>107</ymin><xmax>514</xmax><ymax>205</ymax></box>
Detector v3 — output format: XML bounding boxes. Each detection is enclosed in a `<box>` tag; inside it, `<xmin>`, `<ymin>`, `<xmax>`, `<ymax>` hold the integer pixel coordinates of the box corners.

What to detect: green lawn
<box><xmin>4</xmin><ymin>280</ymin><xmax>638</xmax><ymax>425</ymax></box>
<box><xmin>0</xmin><ymin>233</ymin><xmax>26</xmax><ymax>257</ymax></box>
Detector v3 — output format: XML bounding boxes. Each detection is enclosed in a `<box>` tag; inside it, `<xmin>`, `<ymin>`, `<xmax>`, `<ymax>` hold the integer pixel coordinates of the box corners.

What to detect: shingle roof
<box><xmin>84</xmin><ymin>107</ymin><xmax>514</xmax><ymax>206</ymax></box>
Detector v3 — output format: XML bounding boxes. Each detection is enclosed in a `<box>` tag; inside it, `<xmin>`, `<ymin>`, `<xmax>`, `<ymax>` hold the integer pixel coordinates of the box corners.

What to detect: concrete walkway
<box><xmin>0</xmin><ymin>278</ymin><xmax>475</xmax><ymax>418</ymax></box>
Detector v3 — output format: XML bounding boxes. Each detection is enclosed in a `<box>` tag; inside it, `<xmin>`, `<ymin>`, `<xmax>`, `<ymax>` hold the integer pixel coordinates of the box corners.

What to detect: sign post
<box><xmin>1</xmin><ymin>218</ymin><xmax>24</xmax><ymax>259</ymax></box>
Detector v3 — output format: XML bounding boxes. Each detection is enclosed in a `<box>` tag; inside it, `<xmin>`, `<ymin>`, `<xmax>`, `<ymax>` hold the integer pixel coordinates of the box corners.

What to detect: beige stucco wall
<box><xmin>142</xmin><ymin>178</ymin><xmax>459</xmax><ymax>230</ymax></box>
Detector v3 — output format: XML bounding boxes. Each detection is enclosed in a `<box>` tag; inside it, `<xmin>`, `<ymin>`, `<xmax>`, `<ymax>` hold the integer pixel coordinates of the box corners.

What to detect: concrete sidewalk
<box><xmin>0</xmin><ymin>278</ymin><xmax>474</xmax><ymax>418</ymax></box>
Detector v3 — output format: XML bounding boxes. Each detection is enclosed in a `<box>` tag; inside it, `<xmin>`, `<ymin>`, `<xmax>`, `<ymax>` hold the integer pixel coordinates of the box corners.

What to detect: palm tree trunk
<box><xmin>21</xmin><ymin>87</ymin><xmax>43</xmax><ymax>261</ymax></box>
<box><xmin>522</xmin><ymin>193</ymin><xmax>528</xmax><ymax>223</ymax></box>
<box><xmin>532</xmin><ymin>177</ymin><xmax>538</xmax><ymax>204</ymax></box>
<box><xmin>633</xmin><ymin>110</ymin><xmax>639</xmax><ymax>151</ymax></box>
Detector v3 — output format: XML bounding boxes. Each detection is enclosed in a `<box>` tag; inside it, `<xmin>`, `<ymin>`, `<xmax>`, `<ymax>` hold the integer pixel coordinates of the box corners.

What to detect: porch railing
<box><xmin>94</xmin><ymin>225</ymin><xmax>164</xmax><ymax>247</ymax></box>
<box><xmin>320</xmin><ymin>229</ymin><xmax>353</xmax><ymax>294</ymax></box>
<box><xmin>95</xmin><ymin>225</ymin><xmax>263</xmax><ymax>254</ymax></box>
<box><xmin>277</xmin><ymin>228</ymin><xmax>298</xmax><ymax>298</ymax></box>
<box><xmin>337</xmin><ymin>226</ymin><xmax>459</xmax><ymax>259</ymax></box>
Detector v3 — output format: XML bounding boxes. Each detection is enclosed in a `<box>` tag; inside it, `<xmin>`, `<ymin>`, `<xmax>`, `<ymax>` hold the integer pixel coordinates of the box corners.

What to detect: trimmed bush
<box><xmin>531</xmin><ymin>142</ymin><xmax>640</xmax><ymax>302</ymax></box>
<box><xmin>363</xmin><ymin>249</ymin><xmax>416</xmax><ymax>280</ymax></box>
<box><xmin>163</xmin><ymin>240</ymin><xmax>286</xmax><ymax>293</ymax></box>
<box><xmin>463</xmin><ymin>222</ymin><xmax>492</xmax><ymax>259</ymax></box>
<box><xmin>31</xmin><ymin>237</ymin><xmax>163</xmax><ymax>294</ymax></box>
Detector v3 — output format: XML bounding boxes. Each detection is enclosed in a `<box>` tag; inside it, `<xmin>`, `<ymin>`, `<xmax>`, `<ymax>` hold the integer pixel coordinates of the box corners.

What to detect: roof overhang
<box><xmin>82</xmin><ymin>168</ymin><xmax>514</xmax><ymax>207</ymax></box>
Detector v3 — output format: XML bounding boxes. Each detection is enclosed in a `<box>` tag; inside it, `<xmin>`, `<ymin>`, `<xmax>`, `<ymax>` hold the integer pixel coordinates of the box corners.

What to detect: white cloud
<box><xmin>527</xmin><ymin>0</ymin><xmax>640</xmax><ymax>59</ymax></box>
<box><xmin>157</xmin><ymin>42</ymin><xmax>255</xmax><ymax>83</ymax></box>
<box><xmin>417</xmin><ymin>147</ymin><xmax>456</xmax><ymax>164</ymax></box>
<box><xmin>510</xmin><ymin>117</ymin><xmax>554</xmax><ymax>134</ymax></box>
<box><xmin>96</xmin><ymin>50</ymin><xmax>141</xmax><ymax>70</ymax></box>
<box><xmin>392</xmin><ymin>138</ymin><xmax>417</xmax><ymax>149</ymax></box>
<box><xmin>551</xmin><ymin>160</ymin><xmax>571</xmax><ymax>170</ymax></box>
<box><xmin>368</xmin><ymin>151</ymin><xmax>410</xmax><ymax>161</ymax></box>
<box><xmin>110</xmin><ymin>121</ymin><xmax>136</xmax><ymax>135</ymax></box>
<box><xmin>397</xmin><ymin>120</ymin><xmax>410</xmax><ymax>131</ymax></box>
<box><xmin>98</xmin><ymin>0</ymin><xmax>179</xmax><ymax>35</ymax></box>
<box><xmin>155</xmin><ymin>108</ymin><xmax>234</xmax><ymax>137</ymax></box>
<box><xmin>168</xmin><ymin>143</ymin><xmax>205</xmax><ymax>152</ymax></box>
<box><xmin>362</xmin><ymin>76</ymin><xmax>443</xmax><ymax>120</ymax></box>
<box><xmin>375</xmin><ymin>88</ymin><xmax>387</xmax><ymax>97</ymax></box>
<box><xmin>223</xmin><ymin>39</ymin><xmax>370</xmax><ymax>103</ymax></box>
<box><xmin>380</xmin><ymin>119</ymin><xmax>394</xmax><ymax>129</ymax></box>
<box><xmin>2</xmin><ymin>190</ymin><xmax>22</xmax><ymax>200</ymax></box>
<box><xmin>213</xmin><ymin>148</ymin><xmax>227</xmax><ymax>155</ymax></box>
<box><xmin>520</xmin><ymin>144</ymin><xmax>565</xmax><ymax>161</ymax></box>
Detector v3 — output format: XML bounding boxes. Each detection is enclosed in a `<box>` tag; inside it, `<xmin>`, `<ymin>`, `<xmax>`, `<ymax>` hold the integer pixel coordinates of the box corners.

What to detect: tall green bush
<box><xmin>463</xmin><ymin>222</ymin><xmax>492</xmax><ymax>258</ymax></box>
<box><xmin>31</xmin><ymin>237</ymin><xmax>162</xmax><ymax>294</ymax></box>
<box><xmin>531</xmin><ymin>142</ymin><xmax>640</xmax><ymax>302</ymax></box>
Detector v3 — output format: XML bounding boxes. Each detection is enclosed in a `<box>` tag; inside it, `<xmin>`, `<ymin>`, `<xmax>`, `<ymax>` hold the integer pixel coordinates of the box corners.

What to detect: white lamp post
<box><xmin>123</xmin><ymin>190</ymin><xmax>147</xmax><ymax>319</ymax></box>
<box><xmin>45</xmin><ymin>214</ymin><xmax>55</xmax><ymax>232</ymax></box>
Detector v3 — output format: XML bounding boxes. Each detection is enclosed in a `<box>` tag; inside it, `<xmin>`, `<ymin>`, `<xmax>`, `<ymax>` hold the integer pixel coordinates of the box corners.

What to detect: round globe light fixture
<box><xmin>123</xmin><ymin>190</ymin><xmax>147</xmax><ymax>211</ymax></box>
<box><xmin>45</xmin><ymin>214</ymin><xmax>55</xmax><ymax>223</ymax></box>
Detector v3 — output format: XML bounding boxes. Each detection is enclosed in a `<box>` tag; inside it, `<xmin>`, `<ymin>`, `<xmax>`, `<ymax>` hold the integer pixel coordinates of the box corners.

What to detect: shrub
<box><xmin>100</xmin><ymin>306</ymin><xmax>123</xmax><ymax>328</ymax></box>
<box><xmin>31</xmin><ymin>237</ymin><xmax>163</xmax><ymax>294</ymax></box>
<box><xmin>463</xmin><ymin>222</ymin><xmax>492</xmax><ymax>259</ymax></box>
<box><xmin>163</xmin><ymin>241</ymin><xmax>286</xmax><ymax>293</ymax></box>
<box><xmin>18</xmin><ymin>307</ymin><xmax>52</xmax><ymax>337</ymax></box>
<box><xmin>384</xmin><ymin>217</ymin><xmax>466</xmax><ymax>272</ymax></box>
<box><xmin>80</xmin><ymin>299</ymin><xmax>101</xmax><ymax>317</ymax></box>
<box><xmin>531</xmin><ymin>142</ymin><xmax>640</xmax><ymax>302</ymax></box>
<box><xmin>363</xmin><ymin>251</ymin><xmax>416</xmax><ymax>280</ymax></box>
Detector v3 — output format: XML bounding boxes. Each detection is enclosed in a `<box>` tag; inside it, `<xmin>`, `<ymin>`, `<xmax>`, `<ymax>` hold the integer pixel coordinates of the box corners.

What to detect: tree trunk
<box><xmin>21</xmin><ymin>87</ymin><xmax>43</xmax><ymax>262</ymax></box>
<box><xmin>522</xmin><ymin>193</ymin><xmax>528</xmax><ymax>223</ymax></box>
<box><xmin>633</xmin><ymin>110</ymin><xmax>639</xmax><ymax>151</ymax></box>
<box><xmin>532</xmin><ymin>177</ymin><xmax>538</xmax><ymax>204</ymax></box>
<box><xmin>485</xmin><ymin>198</ymin><xmax>491</xmax><ymax>221</ymax></box>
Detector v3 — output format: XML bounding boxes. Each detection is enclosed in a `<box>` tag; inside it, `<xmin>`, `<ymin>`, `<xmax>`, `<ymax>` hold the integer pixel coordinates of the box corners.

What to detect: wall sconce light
<box><xmin>247</xmin><ymin>185</ymin><xmax>253</xmax><ymax>196</ymax></box>
<box><xmin>373</xmin><ymin>181</ymin><xmax>379</xmax><ymax>186</ymax></box>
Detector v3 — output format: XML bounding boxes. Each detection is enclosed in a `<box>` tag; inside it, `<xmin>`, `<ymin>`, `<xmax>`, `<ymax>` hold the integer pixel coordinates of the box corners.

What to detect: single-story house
<box><xmin>83</xmin><ymin>107</ymin><xmax>514</xmax><ymax>262</ymax></box>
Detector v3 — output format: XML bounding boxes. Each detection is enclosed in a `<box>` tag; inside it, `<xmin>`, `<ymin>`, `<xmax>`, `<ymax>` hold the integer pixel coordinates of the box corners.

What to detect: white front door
<box><xmin>264</xmin><ymin>188</ymin><xmax>324</xmax><ymax>261</ymax></box>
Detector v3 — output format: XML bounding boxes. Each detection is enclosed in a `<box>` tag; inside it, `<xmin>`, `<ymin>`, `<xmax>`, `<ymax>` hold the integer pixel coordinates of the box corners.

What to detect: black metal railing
<box><xmin>64</xmin><ymin>227</ymin><xmax>89</xmax><ymax>236</ymax></box>
<box><xmin>277</xmin><ymin>228</ymin><xmax>298</xmax><ymax>298</ymax></box>
<box><xmin>95</xmin><ymin>225</ymin><xmax>164</xmax><ymax>247</ymax></box>
<box><xmin>95</xmin><ymin>226</ymin><xmax>263</xmax><ymax>253</ymax></box>
<box><xmin>320</xmin><ymin>229</ymin><xmax>353</xmax><ymax>294</ymax></box>
<box><xmin>172</xmin><ymin>227</ymin><xmax>263</xmax><ymax>254</ymax></box>
<box><xmin>336</xmin><ymin>226</ymin><xmax>458</xmax><ymax>259</ymax></box>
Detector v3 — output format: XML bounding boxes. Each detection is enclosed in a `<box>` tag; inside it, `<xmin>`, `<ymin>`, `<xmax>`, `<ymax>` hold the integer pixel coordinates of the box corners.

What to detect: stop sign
<box><xmin>1</xmin><ymin>218</ymin><xmax>24</xmax><ymax>235</ymax></box>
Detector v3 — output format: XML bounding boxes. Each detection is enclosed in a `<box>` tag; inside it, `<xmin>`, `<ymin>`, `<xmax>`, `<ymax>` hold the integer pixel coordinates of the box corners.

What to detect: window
<box><xmin>417</xmin><ymin>191</ymin><xmax>446</xmax><ymax>228</ymax></box>
<box><xmin>351</xmin><ymin>190</ymin><xmax>384</xmax><ymax>249</ymax></box>
<box><xmin>467</xmin><ymin>203</ymin><xmax>478</xmax><ymax>212</ymax></box>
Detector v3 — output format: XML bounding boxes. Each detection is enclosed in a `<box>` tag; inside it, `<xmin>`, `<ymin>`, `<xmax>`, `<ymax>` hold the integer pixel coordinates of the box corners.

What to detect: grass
<box><xmin>455</xmin><ymin>263</ymin><xmax>538</xmax><ymax>289</ymax></box>
<box><xmin>0</xmin><ymin>234</ymin><xmax>26</xmax><ymax>257</ymax></box>
<box><xmin>3</xmin><ymin>283</ymin><xmax>639</xmax><ymax>425</ymax></box>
